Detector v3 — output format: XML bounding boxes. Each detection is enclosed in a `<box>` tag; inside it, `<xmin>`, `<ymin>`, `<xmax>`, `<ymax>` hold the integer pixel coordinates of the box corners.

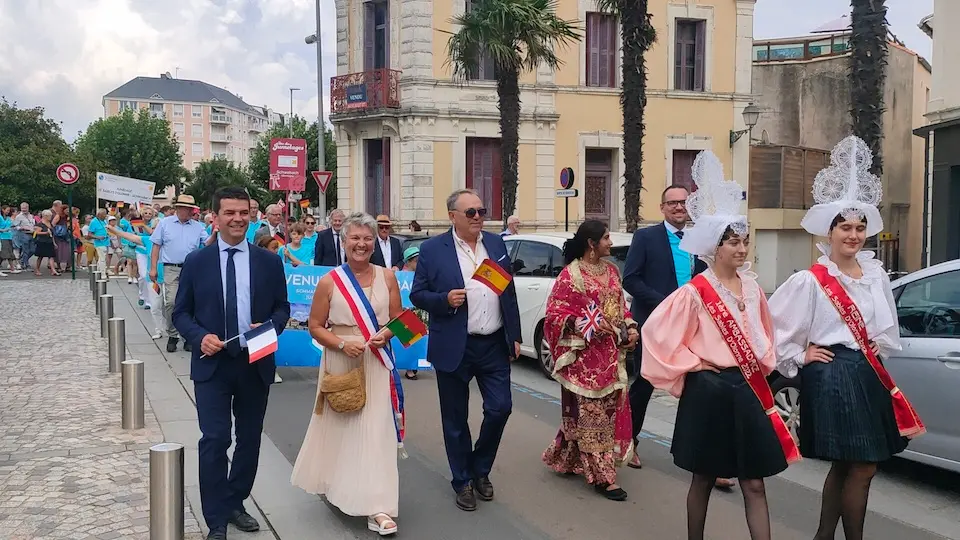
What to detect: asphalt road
<box><xmin>265</xmin><ymin>359</ymin><xmax>960</xmax><ymax>540</ymax></box>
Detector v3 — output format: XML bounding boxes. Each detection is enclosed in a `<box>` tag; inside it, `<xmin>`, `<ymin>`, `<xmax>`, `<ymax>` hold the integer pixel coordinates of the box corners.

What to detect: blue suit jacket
<box><xmin>622</xmin><ymin>222</ymin><xmax>707</xmax><ymax>326</ymax></box>
<box><xmin>173</xmin><ymin>242</ymin><xmax>291</xmax><ymax>385</ymax></box>
<box><xmin>410</xmin><ymin>230</ymin><xmax>522</xmax><ymax>372</ymax></box>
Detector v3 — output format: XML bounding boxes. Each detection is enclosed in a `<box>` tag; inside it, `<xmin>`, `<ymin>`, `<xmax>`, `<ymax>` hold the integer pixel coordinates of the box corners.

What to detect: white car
<box><xmin>502</xmin><ymin>232</ymin><xmax>635</xmax><ymax>377</ymax></box>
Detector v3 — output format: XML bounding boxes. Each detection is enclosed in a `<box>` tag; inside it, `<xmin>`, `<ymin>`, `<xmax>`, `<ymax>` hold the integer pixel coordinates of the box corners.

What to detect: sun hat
<box><xmin>376</xmin><ymin>214</ymin><xmax>392</xmax><ymax>227</ymax></box>
<box><xmin>173</xmin><ymin>194</ymin><xmax>200</xmax><ymax>210</ymax></box>
<box><xmin>403</xmin><ymin>246</ymin><xmax>420</xmax><ymax>262</ymax></box>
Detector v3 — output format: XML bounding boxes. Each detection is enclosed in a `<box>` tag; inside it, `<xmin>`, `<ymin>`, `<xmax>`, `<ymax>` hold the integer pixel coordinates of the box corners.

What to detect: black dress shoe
<box><xmin>166</xmin><ymin>337</ymin><xmax>178</xmax><ymax>352</ymax></box>
<box><xmin>206</xmin><ymin>526</ymin><xmax>227</xmax><ymax>540</ymax></box>
<box><xmin>474</xmin><ymin>476</ymin><xmax>494</xmax><ymax>501</ymax></box>
<box><xmin>183</xmin><ymin>341</ymin><xmax>192</xmax><ymax>352</ymax></box>
<box><xmin>455</xmin><ymin>484</ymin><xmax>477</xmax><ymax>511</ymax></box>
<box><xmin>228</xmin><ymin>509</ymin><xmax>260</xmax><ymax>532</ymax></box>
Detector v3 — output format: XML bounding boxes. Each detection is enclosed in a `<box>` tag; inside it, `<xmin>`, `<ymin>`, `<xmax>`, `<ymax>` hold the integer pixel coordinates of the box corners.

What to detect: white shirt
<box><xmin>453</xmin><ymin>230</ymin><xmax>503</xmax><ymax>335</ymax></box>
<box><xmin>378</xmin><ymin>236</ymin><xmax>393</xmax><ymax>268</ymax></box>
<box><xmin>333</xmin><ymin>231</ymin><xmax>343</xmax><ymax>264</ymax></box>
<box><xmin>217</xmin><ymin>237</ymin><xmax>252</xmax><ymax>347</ymax></box>
<box><xmin>768</xmin><ymin>250</ymin><xmax>900</xmax><ymax>378</ymax></box>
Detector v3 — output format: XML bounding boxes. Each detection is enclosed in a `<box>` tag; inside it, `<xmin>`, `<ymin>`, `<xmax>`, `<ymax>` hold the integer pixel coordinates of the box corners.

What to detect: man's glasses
<box><xmin>662</xmin><ymin>200</ymin><xmax>687</xmax><ymax>208</ymax></box>
<box><xmin>378</xmin><ymin>225</ymin><xmax>391</xmax><ymax>230</ymax></box>
<box><xmin>461</xmin><ymin>207</ymin><xmax>487</xmax><ymax>219</ymax></box>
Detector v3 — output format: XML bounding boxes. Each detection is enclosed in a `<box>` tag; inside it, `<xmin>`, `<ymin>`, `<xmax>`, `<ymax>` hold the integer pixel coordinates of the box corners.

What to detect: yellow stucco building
<box><xmin>330</xmin><ymin>0</ymin><xmax>756</xmax><ymax>231</ymax></box>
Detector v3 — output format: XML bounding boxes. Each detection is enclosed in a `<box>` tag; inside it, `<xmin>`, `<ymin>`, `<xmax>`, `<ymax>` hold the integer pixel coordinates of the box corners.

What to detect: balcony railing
<box><xmin>753</xmin><ymin>34</ymin><xmax>851</xmax><ymax>63</ymax></box>
<box><xmin>330</xmin><ymin>69</ymin><xmax>401</xmax><ymax>115</ymax></box>
<box><xmin>210</xmin><ymin>133</ymin><xmax>232</xmax><ymax>143</ymax></box>
<box><xmin>210</xmin><ymin>113</ymin><xmax>232</xmax><ymax>124</ymax></box>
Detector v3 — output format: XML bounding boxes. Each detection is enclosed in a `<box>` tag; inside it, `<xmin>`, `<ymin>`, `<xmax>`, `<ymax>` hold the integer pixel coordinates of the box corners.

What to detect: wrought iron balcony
<box><xmin>330</xmin><ymin>69</ymin><xmax>401</xmax><ymax>115</ymax></box>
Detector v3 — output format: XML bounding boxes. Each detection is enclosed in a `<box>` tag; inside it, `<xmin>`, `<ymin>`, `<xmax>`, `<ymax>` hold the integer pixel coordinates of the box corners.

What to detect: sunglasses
<box><xmin>461</xmin><ymin>207</ymin><xmax>487</xmax><ymax>219</ymax></box>
<box><xmin>304</xmin><ymin>221</ymin><xmax>316</xmax><ymax>225</ymax></box>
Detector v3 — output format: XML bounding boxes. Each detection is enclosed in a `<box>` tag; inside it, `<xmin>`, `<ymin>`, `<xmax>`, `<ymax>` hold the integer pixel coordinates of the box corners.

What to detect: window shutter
<box><xmin>364</xmin><ymin>4</ymin><xmax>375</xmax><ymax>71</ymax></box>
<box><xmin>382</xmin><ymin>137</ymin><xmax>391</xmax><ymax>215</ymax></box>
<box><xmin>466</xmin><ymin>140</ymin><xmax>475</xmax><ymax>190</ymax></box>
<box><xmin>587</xmin><ymin>14</ymin><xmax>599</xmax><ymax>86</ymax></box>
<box><xmin>383</xmin><ymin>1</ymin><xmax>390</xmax><ymax>69</ymax></box>
<box><xmin>694</xmin><ymin>21</ymin><xmax>706</xmax><ymax>91</ymax></box>
<box><xmin>491</xmin><ymin>142</ymin><xmax>503</xmax><ymax>220</ymax></box>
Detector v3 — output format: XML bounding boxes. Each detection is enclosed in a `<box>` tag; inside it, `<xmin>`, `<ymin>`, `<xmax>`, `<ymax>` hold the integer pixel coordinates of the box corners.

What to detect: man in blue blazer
<box><xmin>411</xmin><ymin>189</ymin><xmax>522</xmax><ymax>512</ymax></box>
<box><xmin>622</xmin><ymin>184</ymin><xmax>706</xmax><ymax>469</ymax></box>
<box><xmin>173</xmin><ymin>187</ymin><xmax>290</xmax><ymax>540</ymax></box>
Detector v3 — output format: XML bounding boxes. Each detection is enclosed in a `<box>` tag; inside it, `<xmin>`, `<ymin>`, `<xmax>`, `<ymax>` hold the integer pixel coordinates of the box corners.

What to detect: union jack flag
<box><xmin>576</xmin><ymin>301</ymin><xmax>604</xmax><ymax>342</ymax></box>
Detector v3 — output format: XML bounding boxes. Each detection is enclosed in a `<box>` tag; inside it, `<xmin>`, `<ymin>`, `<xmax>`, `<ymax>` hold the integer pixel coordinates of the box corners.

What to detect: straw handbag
<box><xmin>316</xmin><ymin>360</ymin><xmax>366</xmax><ymax>414</ymax></box>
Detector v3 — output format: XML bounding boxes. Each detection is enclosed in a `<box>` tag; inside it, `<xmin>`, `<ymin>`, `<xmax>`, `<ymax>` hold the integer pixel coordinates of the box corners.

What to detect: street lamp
<box><xmin>288</xmin><ymin>87</ymin><xmax>301</xmax><ymax>137</ymax></box>
<box><xmin>729</xmin><ymin>103</ymin><xmax>761</xmax><ymax>147</ymax></box>
<box><xmin>304</xmin><ymin>0</ymin><xmax>327</xmax><ymax>222</ymax></box>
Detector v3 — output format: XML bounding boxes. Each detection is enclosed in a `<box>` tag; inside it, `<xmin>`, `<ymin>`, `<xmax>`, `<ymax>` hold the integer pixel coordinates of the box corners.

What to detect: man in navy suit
<box><xmin>173</xmin><ymin>187</ymin><xmax>290</xmax><ymax>540</ymax></box>
<box><xmin>411</xmin><ymin>189</ymin><xmax>522</xmax><ymax>512</ymax></box>
<box><xmin>371</xmin><ymin>214</ymin><xmax>404</xmax><ymax>269</ymax></box>
<box><xmin>312</xmin><ymin>209</ymin><xmax>346</xmax><ymax>266</ymax></box>
<box><xmin>622</xmin><ymin>184</ymin><xmax>706</xmax><ymax>469</ymax></box>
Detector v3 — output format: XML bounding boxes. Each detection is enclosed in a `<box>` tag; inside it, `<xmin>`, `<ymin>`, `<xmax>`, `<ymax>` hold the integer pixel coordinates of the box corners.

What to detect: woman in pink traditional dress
<box><xmin>541</xmin><ymin>220</ymin><xmax>639</xmax><ymax>501</ymax></box>
<box><xmin>641</xmin><ymin>151</ymin><xmax>798</xmax><ymax>540</ymax></box>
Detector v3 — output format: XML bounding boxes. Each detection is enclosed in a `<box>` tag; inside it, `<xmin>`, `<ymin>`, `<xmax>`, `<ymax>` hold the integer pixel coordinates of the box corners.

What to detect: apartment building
<box><xmin>915</xmin><ymin>3</ymin><xmax>960</xmax><ymax>266</ymax></box>
<box><xmin>102</xmin><ymin>73</ymin><xmax>281</xmax><ymax>171</ymax></box>
<box><xmin>749</xmin><ymin>20</ymin><xmax>931</xmax><ymax>287</ymax></box>
<box><xmin>330</xmin><ymin>0</ymin><xmax>756</xmax><ymax>231</ymax></box>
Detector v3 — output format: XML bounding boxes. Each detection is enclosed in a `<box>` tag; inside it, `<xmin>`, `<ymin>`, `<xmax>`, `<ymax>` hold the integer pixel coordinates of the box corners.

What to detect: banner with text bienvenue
<box><xmin>96</xmin><ymin>172</ymin><xmax>156</xmax><ymax>206</ymax></box>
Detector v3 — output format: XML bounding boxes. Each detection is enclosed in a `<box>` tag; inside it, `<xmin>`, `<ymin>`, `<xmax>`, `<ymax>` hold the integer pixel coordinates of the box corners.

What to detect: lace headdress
<box><xmin>678</xmin><ymin>150</ymin><xmax>748</xmax><ymax>257</ymax></box>
<box><xmin>800</xmin><ymin>135</ymin><xmax>884</xmax><ymax>237</ymax></box>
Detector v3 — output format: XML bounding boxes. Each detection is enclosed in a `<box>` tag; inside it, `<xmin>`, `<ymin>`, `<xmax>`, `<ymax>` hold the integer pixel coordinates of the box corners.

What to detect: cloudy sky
<box><xmin>0</xmin><ymin>0</ymin><xmax>934</xmax><ymax>142</ymax></box>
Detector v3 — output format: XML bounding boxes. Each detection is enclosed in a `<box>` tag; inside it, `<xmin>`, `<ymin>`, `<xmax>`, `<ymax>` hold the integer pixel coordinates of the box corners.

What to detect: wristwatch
<box><xmin>338</xmin><ymin>340</ymin><xmax>345</xmax><ymax>350</ymax></box>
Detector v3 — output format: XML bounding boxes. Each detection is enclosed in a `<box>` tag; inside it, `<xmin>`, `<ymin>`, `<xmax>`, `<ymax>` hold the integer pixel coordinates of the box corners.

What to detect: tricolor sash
<box><xmin>690</xmin><ymin>275</ymin><xmax>802</xmax><ymax>464</ymax></box>
<box><xmin>808</xmin><ymin>264</ymin><xmax>925</xmax><ymax>438</ymax></box>
<box><xmin>329</xmin><ymin>264</ymin><xmax>407</xmax><ymax>455</ymax></box>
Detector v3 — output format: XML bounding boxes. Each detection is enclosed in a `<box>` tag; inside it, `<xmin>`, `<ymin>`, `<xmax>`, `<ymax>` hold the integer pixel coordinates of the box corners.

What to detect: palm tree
<box><xmin>446</xmin><ymin>0</ymin><xmax>580</xmax><ymax>222</ymax></box>
<box><xmin>595</xmin><ymin>0</ymin><xmax>656</xmax><ymax>232</ymax></box>
<box><xmin>850</xmin><ymin>0</ymin><xmax>888</xmax><ymax>176</ymax></box>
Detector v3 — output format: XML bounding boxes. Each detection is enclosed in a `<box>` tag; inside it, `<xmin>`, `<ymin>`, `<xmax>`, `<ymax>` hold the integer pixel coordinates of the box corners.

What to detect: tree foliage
<box><xmin>850</xmin><ymin>0</ymin><xmax>888</xmax><ymax>176</ymax></box>
<box><xmin>73</xmin><ymin>108</ymin><xmax>185</xmax><ymax>196</ymax></box>
<box><xmin>248</xmin><ymin>117</ymin><xmax>337</xmax><ymax>209</ymax></box>
<box><xmin>445</xmin><ymin>0</ymin><xmax>580</xmax><ymax>224</ymax></box>
<box><xmin>0</xmin><ymin>97</ymin><xmax>90</xmax><ymax>210</ymax></box>
<box><xmin>185</xmin><ymin>158</ymin><xmax>263</xmax><ymax>210</ymax></box>
<box><xmin>596</xmin><ymin>0</ymin><xmax>656</xmax><ymax>232</ymax></box>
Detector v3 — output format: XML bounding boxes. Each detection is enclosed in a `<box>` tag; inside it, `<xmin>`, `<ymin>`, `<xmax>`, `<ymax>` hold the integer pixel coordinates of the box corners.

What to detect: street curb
<box><xmin>110</xmin><ymin>280</ymin><xmax>352</xmax><ymax>539</ymax></box>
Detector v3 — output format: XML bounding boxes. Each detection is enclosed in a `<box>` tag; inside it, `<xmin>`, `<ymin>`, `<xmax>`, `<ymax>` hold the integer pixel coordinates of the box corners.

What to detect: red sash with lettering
<box><xmin>690</xmin><ymin>275</ymin><xmax>802</xmax><ymax>464</ymax></box>
<box><xmin>808</xmin><ymin>264</ymin><xmax>925</xmax><ymax>438</ymax></box>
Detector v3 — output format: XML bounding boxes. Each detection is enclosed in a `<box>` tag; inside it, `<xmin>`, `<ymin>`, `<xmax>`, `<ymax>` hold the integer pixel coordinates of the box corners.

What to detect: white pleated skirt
<box><xmin>290</xmin><ymin>347</ymin><xmax>400</xmax><ymax>517</ymax></box>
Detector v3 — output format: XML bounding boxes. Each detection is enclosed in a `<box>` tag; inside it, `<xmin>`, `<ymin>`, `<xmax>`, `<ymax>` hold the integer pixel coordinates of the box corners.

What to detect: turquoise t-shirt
<box><xmin>668</xmin><ymin>229</ymin><xmax>694</xmax><ymax>287</ymax></box>
<box><xmin>0</xmin><ymin>216</ymin><xmax>12</xmax><ymax>240</ymax></box>
<box><xmin>138</xmin><ymin>234</ymin><xmax>165</xmax><ymax>283</ymax></box>
<box><xmin>302</xmin><ymin>233</ymin><xmax>317</xmax><ymax>261</ymax></box>
<box><xmin>279</xmin><ymin>243</ymin><xmax>314</xmax><ymax>266</ymax></box>
<box><xmin>245</xmin><ymin>220</ymin><xmax>262</xmax><ymax>243</ymax></box>
<box><xmin>88</xmin><ymin>218</ymin><xmax>110</xmax><ymax>248</ymax></box>
<box><xmin>135</xmin><ymin>218</ymin><xmax>158</xmax><ymax>254</ymax></box>
<box><xmin>119</xmin><ymin>218</ymin><xmax>134</xmax><ymax>246</ymax></box>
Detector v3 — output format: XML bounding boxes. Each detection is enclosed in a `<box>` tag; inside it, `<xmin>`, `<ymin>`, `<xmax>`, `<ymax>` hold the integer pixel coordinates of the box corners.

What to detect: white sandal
<box><xmin>367</xmin><ymin>513</ymin><xmax>397</xmax><ymax>536</ymax></box>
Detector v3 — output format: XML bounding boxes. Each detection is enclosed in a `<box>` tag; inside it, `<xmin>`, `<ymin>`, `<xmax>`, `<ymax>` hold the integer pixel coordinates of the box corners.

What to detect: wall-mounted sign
<box><xmin>346</xmin><ymin>84</ymin><xmax>367</xmax><ymax>109</ymax></box>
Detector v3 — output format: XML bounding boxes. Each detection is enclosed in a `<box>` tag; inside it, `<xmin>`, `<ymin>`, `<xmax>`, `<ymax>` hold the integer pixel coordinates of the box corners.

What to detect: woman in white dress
<box><xmin>291</xmin><ymin>212</ymin><xmax>406</xmax><ymax>536</ymax></box>
<box><xmin>768</xmin><ymin>136</ymin><xmax>924</xmax><ymax>540</ymax></box>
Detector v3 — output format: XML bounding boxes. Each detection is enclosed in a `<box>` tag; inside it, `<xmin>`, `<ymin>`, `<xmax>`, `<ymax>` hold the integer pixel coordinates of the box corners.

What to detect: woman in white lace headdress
<box><xmin>768</xmin><ymin>136</ymin><xmax>924</xmax><ymax>540</ymax></box>
<box><xmin>641</xmin><ymin>151</ymin><xmax>799</xmax><ymax>540</ymax></box>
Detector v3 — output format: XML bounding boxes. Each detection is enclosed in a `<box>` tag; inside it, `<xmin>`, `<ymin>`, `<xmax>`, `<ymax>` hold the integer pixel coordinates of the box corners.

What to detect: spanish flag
<box><xmin>299</xmin><ymin>199</ymin><xmax>310</xmax><ymax>209</ymax></box>
<box><xmin>472</xmin><ymin>258</ymin><xmax>512</xmax><ymax>296</ymax></box>
<box><xmin>383</xmin><ymin>309</ymin><xmax>428</xmax><ymax>348</ymax></box>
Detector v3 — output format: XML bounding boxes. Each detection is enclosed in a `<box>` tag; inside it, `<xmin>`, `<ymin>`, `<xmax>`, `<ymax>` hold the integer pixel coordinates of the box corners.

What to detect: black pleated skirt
<box><xmin>672</xmin><ymin>368</ymin><xmax>789</xmax><ymax>480</ymax></box>
<box><xmin>799</xmin><ymin>345</ymin><xmax>908</xmax><ymax>463</ymax></box>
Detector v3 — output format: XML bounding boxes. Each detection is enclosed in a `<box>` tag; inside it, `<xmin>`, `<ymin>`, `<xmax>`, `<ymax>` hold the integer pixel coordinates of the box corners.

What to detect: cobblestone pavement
<box><xmin>0</xmin><ymin>280</ymin><xmax>203</xmax><ymax>539</ymax></box>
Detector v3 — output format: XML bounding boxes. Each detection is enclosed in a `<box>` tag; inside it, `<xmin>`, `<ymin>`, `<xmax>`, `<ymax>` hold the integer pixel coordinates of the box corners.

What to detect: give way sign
<box><xmin>312</xmin><ymin>171</ymin><xmax>333</xmax><ymax>194</ymax></box>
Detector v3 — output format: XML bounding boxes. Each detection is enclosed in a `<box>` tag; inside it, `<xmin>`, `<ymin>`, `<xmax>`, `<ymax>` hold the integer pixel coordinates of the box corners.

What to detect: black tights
<box><xmin>686</xmin><ymin>474</ymin><xmax>771</xmax><ymax>540</ymax></box>
<box><xmin>813</xmin><ymin>461</ymin><xmax>877</xmax><ymax>540</ymax></box>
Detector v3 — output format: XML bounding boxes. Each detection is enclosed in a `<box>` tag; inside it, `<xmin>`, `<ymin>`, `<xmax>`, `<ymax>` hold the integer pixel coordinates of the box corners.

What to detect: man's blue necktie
<box><xmin>225</xmin><ymin>247</ymin><xmax>241</xmax><ymax>356</ymax></box>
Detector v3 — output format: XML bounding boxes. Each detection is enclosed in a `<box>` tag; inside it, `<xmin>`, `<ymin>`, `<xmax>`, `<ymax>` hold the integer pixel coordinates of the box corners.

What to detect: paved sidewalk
<box><xmin>0</xmin><ymin>279</ymin><xmax>204</xmax><ymax>539</ymax></box>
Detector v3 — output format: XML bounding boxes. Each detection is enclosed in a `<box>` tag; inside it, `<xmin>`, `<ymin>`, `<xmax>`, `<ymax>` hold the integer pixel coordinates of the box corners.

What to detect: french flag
<box><xmin>245</xmin><ymin>323</ymin><xmax>278</xmax><ymax>363</ymax></box>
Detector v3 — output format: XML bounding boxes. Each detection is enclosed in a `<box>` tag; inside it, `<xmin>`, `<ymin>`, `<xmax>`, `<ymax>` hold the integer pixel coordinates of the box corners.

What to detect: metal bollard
<box><xmin>89</xmin><ymin>269</ymin><xmax>97</xmax><ymax>292</ymax></box>
<box><xmin>121</xmin><ymin>360</ymin><xmax>145</xmax><ymax>429</ymax></box>
<box><xmin>99</xmin><ymin>295</ymin><xmax>114</xmax><ymax>338</ymax></box>
<box><xmin>108</xmin><ymin>318</ymin><xmax>126</xmax><ymax>373</ymax></box>
<box><xmin>149</xmin><ymin>442</ymin><xmax>185</xmax><ymax>540</ymax></box>
<box><xmin>95</xmin><ymin>279</ymin><xmax>108</xmax><ymax>308</ymax></box>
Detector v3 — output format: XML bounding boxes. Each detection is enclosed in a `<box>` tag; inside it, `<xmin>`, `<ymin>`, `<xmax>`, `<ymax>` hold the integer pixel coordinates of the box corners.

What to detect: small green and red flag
<box><xmin>383</xmin><ymin>309</ymin><xmax>428</xmax><ymax>348</ymax></box>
